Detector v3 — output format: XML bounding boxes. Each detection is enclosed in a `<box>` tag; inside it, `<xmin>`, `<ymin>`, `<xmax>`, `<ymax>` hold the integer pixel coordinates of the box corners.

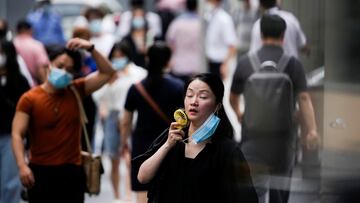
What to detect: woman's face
<box><xmin>184</xmin><ymin>79</ymin><xmax>217</xmax><ymax>126</ymax></box>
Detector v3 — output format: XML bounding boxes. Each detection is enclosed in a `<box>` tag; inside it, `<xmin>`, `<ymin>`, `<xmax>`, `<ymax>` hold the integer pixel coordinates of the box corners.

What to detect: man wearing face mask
<box><xmin>12</xmin><ymin>38</ymin><xmax>115</xmax><ymax>203</ymax></box>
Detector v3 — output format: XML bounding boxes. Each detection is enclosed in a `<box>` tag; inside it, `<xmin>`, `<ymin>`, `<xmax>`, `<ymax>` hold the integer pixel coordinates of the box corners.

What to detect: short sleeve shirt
<box><xmin>16</xmin><ymin>79</ymin><xmax>86</xmax><ymax>165</ymax></box>
<box><xmin>231</xmin><ymin>46</ymin><xmax>307</xmax><ymax>168</ymax></box>
<box><xmin>205</xmin><ymin>8</ymin><xmax>238</xmax><ymax>62</ymax></box>
<box><xmin>231</xmin><ymin>45</ymin><xmax>307</xmax><ymax>96</ymax></box>
<box><xmin>124</xmin><ymin>74</ymin><xmax>184</xmax><ymax>157</ymax></box>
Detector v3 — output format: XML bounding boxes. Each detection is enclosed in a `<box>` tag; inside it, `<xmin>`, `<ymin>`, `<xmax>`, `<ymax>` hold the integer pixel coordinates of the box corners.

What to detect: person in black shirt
<box><xmin>0</xmin><ymin>40</ymin><xmax>30</xmax><ymax>203</ymax></box>
<box><xmin>230</xmin><ymin>14</ymin><xmax>318</xmax><ymax>203</ymax></box>
<box><xmin>135</xmin><ymin>73</ymin><xmax>258</xmax><ymax>203</ymax></box>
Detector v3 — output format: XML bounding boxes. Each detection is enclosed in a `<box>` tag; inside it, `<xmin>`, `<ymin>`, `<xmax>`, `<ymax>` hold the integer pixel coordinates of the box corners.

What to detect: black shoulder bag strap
<box><xmin>134</xmin><ymin>83</ymin><xmax>172</xmax><ymax>124</ymax></box>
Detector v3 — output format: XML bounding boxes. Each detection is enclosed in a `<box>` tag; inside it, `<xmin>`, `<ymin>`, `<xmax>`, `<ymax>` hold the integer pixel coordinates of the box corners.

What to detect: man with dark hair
<box><xmin>230</xmin><ymin>14</ymin><xmax>318</xmax><ymax>203</ymax></box>
<box><xmin>12</xmin><ymin>38</ymin><xmax>115</xmax><ymax>203</ymax></box>
<box><xmin>249</xmin><ymin>0</ymin><xmax>309</xmax><ymax>58</ymax></box>
<box><xmin>0</xmin><ymin>19</ymin><xmax>35</xmax><ymax>87</ymax></box>
<box><xmin>260</xmin><ymin>13</ymin><xmax>286</xmax><ymax>38</ymax></box>
<box><xmin>14</xmin><ymin>20</ymin><xmax>50</xmax><ymax>86</ymax></box>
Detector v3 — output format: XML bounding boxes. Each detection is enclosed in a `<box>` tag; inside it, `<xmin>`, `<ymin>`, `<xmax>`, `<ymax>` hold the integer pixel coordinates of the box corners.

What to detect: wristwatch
<box><xmin>87</xmin><ymin>44</ymin><xmax>95</xmax><ymax>52</ymax></box>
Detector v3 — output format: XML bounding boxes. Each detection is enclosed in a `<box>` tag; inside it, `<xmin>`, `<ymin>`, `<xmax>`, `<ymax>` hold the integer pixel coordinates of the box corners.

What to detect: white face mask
<box><xmin>0</xmin><ymin>54</ymin><xmax>6</xmax><ymax>68</ymax></box>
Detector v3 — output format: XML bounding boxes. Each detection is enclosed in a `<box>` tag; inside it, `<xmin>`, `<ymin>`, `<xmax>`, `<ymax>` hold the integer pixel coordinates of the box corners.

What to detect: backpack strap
<box><xmin>277</xmin><ymin>54</ymin><xmax>291</xmax><ymax>72</ymax></box>
<box><xmin>249</xmin><ymin>51</ymin><xmax>291</xmax><ymax>72</ymax></box>
<box><xmin>248</xmin><ymin>52</ymin><xmax>262</xmax><ymax>72</ymax></box>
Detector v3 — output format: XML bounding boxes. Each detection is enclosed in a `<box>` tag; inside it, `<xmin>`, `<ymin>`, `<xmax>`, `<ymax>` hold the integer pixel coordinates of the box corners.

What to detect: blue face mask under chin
<box><xmin>48</xmin><ymin>67</ymin><xmax>73</xmax><ymax>89</ymax></box>
<box><xmin>112</xmin><ymin>57</ymin><xmax>129</xmax><ymax>71</ymax></box>
<box><xmin>191</xmin><ymin>113</ymin><xmax>221</xmax><ymax>144</ymax></box>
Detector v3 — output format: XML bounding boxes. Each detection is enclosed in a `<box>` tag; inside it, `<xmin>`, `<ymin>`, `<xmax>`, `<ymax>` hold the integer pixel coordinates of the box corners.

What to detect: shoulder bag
<box><xmin>71</xmin><ymin>86</ymin><xmax>104</xmax><ymax>195</ymax></box>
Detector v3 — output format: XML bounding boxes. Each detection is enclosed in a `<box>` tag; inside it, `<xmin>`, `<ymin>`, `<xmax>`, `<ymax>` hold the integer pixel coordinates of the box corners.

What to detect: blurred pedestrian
<box><xmin>117</xmin><ymin>0</ymin><xmax>162</xmax><ymax>41</ymax></box>
<box><xmin>26</xmin><ymin>0</ymin><xmax>66</xmax><ymax>46</ymax></box>
<box><xmin>231</xmin><ymin>0</ymin><xmax>260</xmax><ymax>56</ymax></box>
<box><xmin>14</xmin><ymin>20</ymin><xmax>50</xmax><ymax>86</ymax></box>
<box><xmin>204</xmin><ymin>0</ymin><xmax>238</xmax><ymax>79</ymax></box>
<box><xmin>249</xmin><ymin>0</ymin><xmax>309</xmax><ymax>58</ymax></box>
<box><xmin>0</xmin><ymin>40</ymin><xmax>30</xmax><ymax>203</ymax></box>
<box><xmin>155</xmin><ymin>0</ymin><xmax>185</xmax><ymax>40</ymax></box>
<box><xmin>92</xmin><ymin>41</ymin><xmax>147</xmax><ymax>202</ymax></box>
<box><xmin>121</xmin><ymin>42</ymin><xmax>184</xmax><ymax>203</ymax></box>
<box><xmin>230</xmin><ymin>14</ymin><xmax>318</xmax><ymax>203</ymax></box>
<box><xmin>12</xmin><ymin>38</ymin><xmax>115</xmax><ymax>203</ymax></box>
<box><xmin>166</xmin><ymin>0</ymin><xmax>203</xmax><ymax>83</ymax></box>
<box><xmin>136</xmin><ymin>73</ymin><xmax>258</xmax><ymax>202</ymax></box>
<box><xmin>83</xmin><ymin>7</ymin><xmax>116</xmax><ymax>58</ymax></box>
<box><xmin>0</xmin><ymin>19</ymin><xmax>11</xmax><ymax>40</ymax></box>
<box><xmin>119</xmin><ymin>6</ymin><xmax>156</xmax><ymax>69</ymax></box>
<box><xmin>0</xmin><ymin>18</ymin><xmax>35</xmax><ymax>87</ymax></box>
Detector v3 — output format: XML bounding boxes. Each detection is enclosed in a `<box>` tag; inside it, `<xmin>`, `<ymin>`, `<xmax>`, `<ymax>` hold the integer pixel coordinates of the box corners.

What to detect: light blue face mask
<box><xmin>132</xmin><ymin>17</ymin><xmax>145</xmax><ymax>29</ymax></box>
<box><xmin>191</xmin><ymin>113</ymin><xmax>221</xmax><ymax>144</ymax></box>
<box><xmin>112</xmin><ymin>57</ymin><xmax>128</xmax><ymax>71</ymax></box>
<box><xmin>89</xmin><ymin>19</ymin><xmax>102</xmax><ymax>34</ymax></box>
<box><xmin>48</xmin><ymin>67</ymin><xmax>73</xmax><ymax>89</ymax></box>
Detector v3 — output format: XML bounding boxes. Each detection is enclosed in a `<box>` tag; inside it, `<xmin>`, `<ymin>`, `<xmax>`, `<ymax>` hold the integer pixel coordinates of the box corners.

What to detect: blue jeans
<box><xmin>0</xmin><ymin>134</ymin><xmax>22</xmax><ymax>203</ymax></box>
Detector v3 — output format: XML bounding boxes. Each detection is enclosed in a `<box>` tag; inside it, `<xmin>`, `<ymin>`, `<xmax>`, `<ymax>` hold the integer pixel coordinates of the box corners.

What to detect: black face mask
<box><xmin>0</xmin><ymin>29</ymin><xmax>6</xmax><ymax>39</ymax></box>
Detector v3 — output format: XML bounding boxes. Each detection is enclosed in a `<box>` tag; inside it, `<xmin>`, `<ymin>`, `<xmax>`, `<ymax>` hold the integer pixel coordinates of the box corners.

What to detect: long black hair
<box><xmin>0</xmin><ymin>40</ymin><xmax>23</xmax><ymax>83</ymax></box>
<box><xmin>143</xmin><ymin>41</ymin><xmax>171</xmax><ymax>89</ymax></box>
<box><xmin>185</xmin><ymin>73</ymin><xmax>234</xmax><ymax>141</ymax></box>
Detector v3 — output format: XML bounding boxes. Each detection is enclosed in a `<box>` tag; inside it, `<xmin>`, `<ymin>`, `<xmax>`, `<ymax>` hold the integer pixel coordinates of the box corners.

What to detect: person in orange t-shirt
<box><xmin>12</xmin><ymin>38</ymin><xmax>115</xmax><ymax>203</ymax></box>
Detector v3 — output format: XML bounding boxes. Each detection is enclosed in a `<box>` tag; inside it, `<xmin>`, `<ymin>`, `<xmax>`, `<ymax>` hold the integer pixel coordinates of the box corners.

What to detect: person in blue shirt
<box><xmin>26</xmin><ymin>0</ymin><xmax>66</xmax><ymax>46</ymax></box>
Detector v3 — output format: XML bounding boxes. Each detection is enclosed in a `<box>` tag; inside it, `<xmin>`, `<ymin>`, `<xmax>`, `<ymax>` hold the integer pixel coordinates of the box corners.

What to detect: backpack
<box><xmin>243</xmin><ymin>52</ymin><xmax>293</xmax><ymax>133</ymax></box>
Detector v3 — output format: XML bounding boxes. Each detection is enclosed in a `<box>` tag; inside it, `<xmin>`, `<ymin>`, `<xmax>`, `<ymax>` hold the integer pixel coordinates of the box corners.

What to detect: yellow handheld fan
<box><xmin>173</xmin><ymin>109</ymin><xmax>189</xmax><ymax>129</ymax></box>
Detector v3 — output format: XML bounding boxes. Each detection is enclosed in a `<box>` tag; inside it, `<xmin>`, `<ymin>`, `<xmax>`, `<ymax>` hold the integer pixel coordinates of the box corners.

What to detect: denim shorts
<box><xmin>102</xmin><ymin>110</ymin><xmax>121</xmax><ymax>159</ymax></box>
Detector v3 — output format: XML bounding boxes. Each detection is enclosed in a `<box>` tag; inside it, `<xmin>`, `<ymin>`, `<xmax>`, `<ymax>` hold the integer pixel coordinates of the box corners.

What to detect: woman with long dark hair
<box><xmin>0</xmin><ymin>40</ymin><xmax>30</xmax><ymax>203</ymax></box>
<box><xmin>135</xmin><ymin>73</ymin><xmax>258</xmax><ymax>203</ymax></box>
<box><xmin>121</xmin><ymin>42</ymin><xmax>184</xmax><ymax>203</ymax></box>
